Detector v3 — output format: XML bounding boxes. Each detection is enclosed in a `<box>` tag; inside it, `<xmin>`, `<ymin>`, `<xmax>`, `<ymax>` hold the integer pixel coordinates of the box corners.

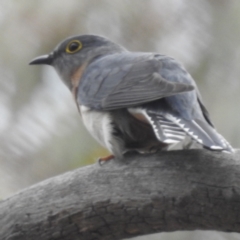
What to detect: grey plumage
<box><xmin>79</xmin><ymin>53</ymin><xmax>194</xmax><ymax>110</ymax></box>
<box><xmin>29</xmin><ymin>34</ymin><xmax>234</xmax><ymax>157</ymax></box>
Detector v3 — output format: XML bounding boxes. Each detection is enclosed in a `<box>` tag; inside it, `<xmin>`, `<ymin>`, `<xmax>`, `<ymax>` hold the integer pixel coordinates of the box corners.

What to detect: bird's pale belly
<box><xmin>80</xmin><ymin>106</ymin><xmax>113</xmax><ymax>151</ymax></box>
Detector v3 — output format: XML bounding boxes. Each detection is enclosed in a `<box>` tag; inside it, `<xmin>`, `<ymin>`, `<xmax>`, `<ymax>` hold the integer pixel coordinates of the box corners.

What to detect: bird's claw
<box><xmin>98</xmin><ymin>154</ymin><xmax>114</xmax><ymax>166</ymax></box>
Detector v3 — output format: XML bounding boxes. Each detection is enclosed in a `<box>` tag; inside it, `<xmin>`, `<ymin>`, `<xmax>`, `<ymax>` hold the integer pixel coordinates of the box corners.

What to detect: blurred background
<box><xmin>0</xmin><ymin>0</ymin><xmax>240</xmax><ymax>239</ymax></box>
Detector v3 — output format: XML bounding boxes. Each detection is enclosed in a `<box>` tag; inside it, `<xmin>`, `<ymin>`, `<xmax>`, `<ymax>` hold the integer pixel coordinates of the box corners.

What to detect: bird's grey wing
<box><xmin>196</xmin><ymin>93</ymin><xmax>233</xmax><ymax>151</ymax></box>
<box><xmin>78</xmin><ymin>53</ymin><xmax>194</xmax><ymax>110</ymax></box>
<box><xmin>194</xmin><ymin>87</ymin><xmax>215</xmax><ymax>127</ymax></box>
<box><xmin>197</xmin><ymin>97</ymin><xmax>215</xmax><ymax>127</ymax></box>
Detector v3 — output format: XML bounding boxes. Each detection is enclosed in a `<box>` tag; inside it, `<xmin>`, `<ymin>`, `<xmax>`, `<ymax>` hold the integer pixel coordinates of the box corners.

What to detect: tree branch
<box><xmin>1</xmin><ymin>149</ymin><xmax>240</xmax><ymax>240</ymax></box>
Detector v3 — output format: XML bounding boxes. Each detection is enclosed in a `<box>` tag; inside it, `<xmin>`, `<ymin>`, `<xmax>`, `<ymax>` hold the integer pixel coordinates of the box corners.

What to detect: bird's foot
<box><xmin>98</xmin><ymin>154</ymin><xmax>114</xmax><ymax>166</ymax></box>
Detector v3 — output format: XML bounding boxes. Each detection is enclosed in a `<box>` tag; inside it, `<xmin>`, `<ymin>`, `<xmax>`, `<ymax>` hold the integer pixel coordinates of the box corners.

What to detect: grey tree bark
<box><xmin>0</xmin><ymin>149</ymin><xmax>240</xmax><ymax>240</ymax></box>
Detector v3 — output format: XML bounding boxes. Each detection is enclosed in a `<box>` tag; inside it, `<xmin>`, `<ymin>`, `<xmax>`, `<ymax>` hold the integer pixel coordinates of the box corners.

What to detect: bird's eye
<box><xmin>66</xmin><ymin>40</ymin><xmax>82</xmax><ymax>54</ymax></box>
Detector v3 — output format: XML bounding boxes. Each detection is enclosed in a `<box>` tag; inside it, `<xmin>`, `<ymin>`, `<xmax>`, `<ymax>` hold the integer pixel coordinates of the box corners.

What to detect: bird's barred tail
<box><xmin>145</xmin><ymin>111</ymin><xmax>233</xmax><ymax>153</ymax></box>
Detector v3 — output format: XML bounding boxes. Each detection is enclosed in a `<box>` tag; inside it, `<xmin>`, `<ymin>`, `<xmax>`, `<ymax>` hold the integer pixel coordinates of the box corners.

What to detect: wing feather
<box><xmin>78</xmin><ymin>53</ymin><xmax>194</xmax><ymax>110</ymax></box>
<box><xmin>146</xmin><ymin>110</ymin><xmax>233</xmax><ymax>152</ymax></box>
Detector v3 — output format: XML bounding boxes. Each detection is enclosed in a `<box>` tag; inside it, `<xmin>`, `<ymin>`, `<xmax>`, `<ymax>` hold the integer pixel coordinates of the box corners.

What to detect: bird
<box><xmin>29</xmin><ymin>34</ymin><xmax>233</xmax><ymax>162</ymax></box>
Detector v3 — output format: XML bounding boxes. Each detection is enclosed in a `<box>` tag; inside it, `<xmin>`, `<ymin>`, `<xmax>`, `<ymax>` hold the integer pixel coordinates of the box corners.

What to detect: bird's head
<box><xmin>29</xmin><ymin>34</ymin><xmax>125</xmax><ymax>88</ymax></box>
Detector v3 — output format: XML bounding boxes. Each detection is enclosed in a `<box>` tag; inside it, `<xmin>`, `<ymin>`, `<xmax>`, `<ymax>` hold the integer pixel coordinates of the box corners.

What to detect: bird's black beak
<box><xmin>29</xmin><ymin>54</ymin><xmax>53</xmax><ymax>65</ymax></box>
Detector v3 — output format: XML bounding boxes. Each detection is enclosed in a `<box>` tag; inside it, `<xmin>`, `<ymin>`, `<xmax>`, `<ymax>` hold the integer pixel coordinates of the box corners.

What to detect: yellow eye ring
<box><xmin>66</xmin><ymin>40</ymin><xmax>82</xmax><ymax>54</ymax></box>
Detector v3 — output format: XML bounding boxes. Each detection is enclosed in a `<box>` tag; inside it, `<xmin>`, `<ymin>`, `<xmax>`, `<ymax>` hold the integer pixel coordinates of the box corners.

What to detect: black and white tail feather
<box><xmin>137</xmin><ymin>109</ymin><xmax>233</xmax><ymax>153</ymax></box>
